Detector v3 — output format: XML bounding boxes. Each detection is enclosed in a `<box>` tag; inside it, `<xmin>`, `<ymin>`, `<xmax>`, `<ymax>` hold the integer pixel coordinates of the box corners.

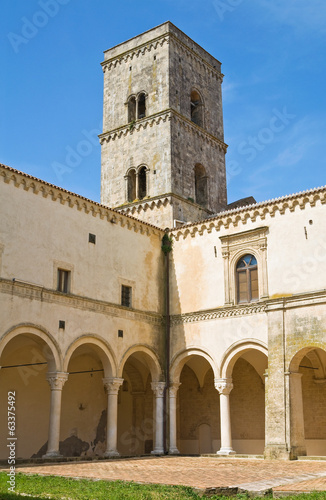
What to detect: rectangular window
<box><xmin>57</xmin><ymin>269</ymin><xmax>70</xmax><ymax>293</ymax></box>
<box><xmin>121</xmin><ymin>285</ymin><xmax>132</xmax><ymax>307</ymax></box>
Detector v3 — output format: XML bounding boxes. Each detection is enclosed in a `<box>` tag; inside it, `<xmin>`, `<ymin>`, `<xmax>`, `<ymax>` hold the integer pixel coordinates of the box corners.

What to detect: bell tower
<box><xmin>100</xmin><ymin>22</ymin><xmax>227</xmax><ymax>228</ymax></box>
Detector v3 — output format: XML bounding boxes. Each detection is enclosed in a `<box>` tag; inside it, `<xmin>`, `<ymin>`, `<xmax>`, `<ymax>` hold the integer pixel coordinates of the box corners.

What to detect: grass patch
<box><xmin>0</xmin><ymin>472</ymin><xmax>326</xmax><ymax>500</ymax></box>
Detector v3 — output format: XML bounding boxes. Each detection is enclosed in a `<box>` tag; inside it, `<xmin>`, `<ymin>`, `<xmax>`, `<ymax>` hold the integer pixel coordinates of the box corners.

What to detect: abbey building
<box><xmin>1</xmin><ymin>22</ymin><xmax>326</xmax><ymax>461</ymax></box>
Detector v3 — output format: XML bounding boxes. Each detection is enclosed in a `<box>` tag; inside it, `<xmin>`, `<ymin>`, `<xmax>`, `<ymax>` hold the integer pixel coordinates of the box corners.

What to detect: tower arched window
<box><xmin>190</xmin><ymin>90</ymin><xmax>203</xmax><ymax>127</ymax></box>
<box><xmin>138</xmin><ymin>93</ymin><xmax>146</xmax><ymax>119</ymax></box>
<box><xmin>127</xmin><ymin>169</ymin><xmax>136</xmax><ymax>202</ymax></box>
<box><xmin>138</xmin><ymin>166</ymin><xmax>147</xmax><ymax>199</ymax></box>
<box><xmin>236</xmin><ymin>254</ymin><xmax>258</xmax><ymax>304</ymax></box>
<box><xmin>128</xmin><ymin>96</ymin><xmax>136</xmax><ymax>122</ymax></box>
<box><xmin>194</xmin><ymin>164</ymin><xmax>208</xmax><ymax>207</ymax></box>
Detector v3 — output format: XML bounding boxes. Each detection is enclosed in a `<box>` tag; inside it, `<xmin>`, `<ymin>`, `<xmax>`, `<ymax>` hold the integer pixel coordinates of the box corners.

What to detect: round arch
<box><xmin>170</xmin><ymin>346</ymin><xmax>218</xmax><ymax>384</ymax></box>
<box><xmin>63</xmin><ymin>335</ymin><xmax>117</xmax><ymax>377</ymax></box>
<box><xmin>220</xmin><ymin>339</ymin><xmax>268</xmax><ymax>379</ymax></box>
<box><xmin>289</xmin><ymin>344</ymin><xmax>326</xmax><ymax>373</ymax></box>
<box><xmin>0</xmin><ymin>324</ymin><xmax>62</xmax><ymax>372</ymax></box>
<box><xmin>118</xmin><ymin>344</ymin><xmax>162</xmax><ymax>382</ymax></box>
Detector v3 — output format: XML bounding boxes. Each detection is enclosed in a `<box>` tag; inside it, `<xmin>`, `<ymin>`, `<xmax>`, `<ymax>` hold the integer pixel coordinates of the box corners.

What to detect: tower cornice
<box><xmin>99</xmin><ymin>109</ymin><xmax>228</xmax><ymax>153</ymax></box>
<box><xmin>101</xmin><ymin>29</ymin><xmax>223</xmax><ymax>82</ymax></box>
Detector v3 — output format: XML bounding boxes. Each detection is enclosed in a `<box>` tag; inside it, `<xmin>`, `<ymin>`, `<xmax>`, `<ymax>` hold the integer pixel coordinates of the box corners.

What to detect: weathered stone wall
<box><xmin>100</xmin><ymin>21</ymin><xmax>227</xmax><ymax>226</ymax></box>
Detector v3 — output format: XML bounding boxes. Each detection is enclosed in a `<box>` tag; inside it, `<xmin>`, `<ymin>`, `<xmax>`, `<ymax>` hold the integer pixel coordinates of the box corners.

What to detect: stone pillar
<box><xmin>103</xmin><ymin>377</ymin><xmax>124</xmax><ymax>457</ymax></box>
<box><xmin>264</xmin><ymin>303</ymin><xmax>290</xmax><ymax>459</ymax></box>
<box><xmin>135</xmin><ymin>172</ymin><xmax>139</xmax><ymax>200</ymax></box>
<box><xmin>215</xmin><ymin>378</ymin><xmax>236</xmax><ymax>455</ymax></box>
<box><xmin>124</xmin><ymin>174</ymin><xmax>129</xmax><ymax>202</ymax></box>
<box><xmin>169</xmin><ymin>382</ymin><xmax>181</xmax><ymax>454</ymax></box>
<box><xmin>151</xmin><ymin>381</ymin><xmax>165</xmax><ymax>455</ymax></box>
<box><xmin>286</xmin><ymin>371</ymin><xmax>307</xmax><ymax>459</ymax></box>
<box><xmin>43</xmin><ymin>371</ymin><xmax>69</xmax><ymax>458</ymax></box>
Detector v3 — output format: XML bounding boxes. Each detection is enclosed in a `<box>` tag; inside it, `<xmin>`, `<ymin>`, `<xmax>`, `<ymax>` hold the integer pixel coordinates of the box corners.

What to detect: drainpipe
<box><xmin>161</xmin><ymin>231</ymin><xmax>172</xmax><ymax>453</ymax></box>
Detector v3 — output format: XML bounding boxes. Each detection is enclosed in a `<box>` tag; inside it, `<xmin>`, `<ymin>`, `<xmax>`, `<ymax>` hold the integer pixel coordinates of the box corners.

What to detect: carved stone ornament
<box><xmin>151</xmin><ymin>381</ymin><xmax>166</xmax><ymax>397</ymax></box>
<box><xmin>102</xmin><ymin>377</ymin><xmax>124</xmax><ymax>394</ymax></box>
<box><xmin>46</xmin><ymin>372</ymin><xmax>69</xmax><ymax>390</ymax></box>
<box><xmin>214</xmin><ymin>378</ymin><xmax>233</xmax><ymax>395</ymax></box>
<box><xmin>169</xmin><ymin>382</ymin><xmax>181</xmax><ymax>398</ymax></box>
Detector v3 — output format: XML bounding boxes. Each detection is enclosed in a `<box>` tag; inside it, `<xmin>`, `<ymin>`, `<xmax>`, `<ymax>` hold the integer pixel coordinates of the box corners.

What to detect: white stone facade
<box><xmin>0</xmin><ymin>22</ymin><xmax>326</xmax><ymax>461</ymax></box>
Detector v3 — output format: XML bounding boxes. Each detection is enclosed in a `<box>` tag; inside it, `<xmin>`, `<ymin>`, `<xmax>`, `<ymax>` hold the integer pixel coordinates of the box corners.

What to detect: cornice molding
<box><xmin>0</xmin><ymin>164</ymin><xmax>163</xmax><ymax>238</ymax></box>
<box><xmin>172</xmin><ymin>186</ymin><xmax>326</xmax><ymax>240</ymax></box>
<box><xmin>171</xmin><ymin>303</ymin><xmax>267</xmax><ymax>325</ymax></box>
<box><xmin>99</xmin><ymin>109</ymin><xmax>227</xmax><ymax>152</ymax></box>
<box><xmin>101</xmin><ymin>34</ymin><xmax>170</xmax><ymax>72</ymax></box>
<box><xmin>171</xmin><ymin>290</ymin><xmax>326</xmax><ymax>325</ymax></box>
<box><xmin>99</xmin><ymin>110</ymin><xmax>171</xmax><ymax>144</ymax></box>
<box><xmin>101</xmin><ymin>31</ymin><xmax>222</xmax><ymax>82</ymax></box>
<box><xmin>0</xmin><ymin>279</ymin><xmax>164</xmax><ymax>326</ymax></box>
<box><xmin>117</xmin><ymin>192</ymin><xmax>212</xmax><ymax>217</ymax></box>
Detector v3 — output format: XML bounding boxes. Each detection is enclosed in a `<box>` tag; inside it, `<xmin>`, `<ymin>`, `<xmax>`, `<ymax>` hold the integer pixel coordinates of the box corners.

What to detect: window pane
<box><xmin>57</xmin><ymin>269</ymin><xmax>69</xmax><ymax>293</ymax></box>
<box><xmin>237</xmin><ymin>259</ymin><xmax>246</xmax><ymax>268</ymax></box>
<box><xmin>121</xmin><ymin>285</ymin><xmax>132</xmax><ymax>307</ymax></box>
<box><xmin>250</xmin><ymin>256</ymin><xmax>257</xmax><ymax>266</ymax></box>
<box><xmin>238</xmin><ymin>271</ymin><xmax>248</xmax><ymax>302</ymax></box>
<box><xmin>250</xmin><ymin>269</ymin><xmax>259</xmax><ymax>300</ymax></box>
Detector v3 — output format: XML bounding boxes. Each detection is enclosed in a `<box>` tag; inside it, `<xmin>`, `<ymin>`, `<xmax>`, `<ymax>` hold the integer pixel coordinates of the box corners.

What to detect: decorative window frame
<box><xmin>219</xmin><ymin>226</ymin><xmax>269</xmax><ymax>305</ymax></box>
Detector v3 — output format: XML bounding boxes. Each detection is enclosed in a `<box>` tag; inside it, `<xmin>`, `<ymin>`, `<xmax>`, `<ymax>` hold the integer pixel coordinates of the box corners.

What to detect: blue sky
<box><xmin>1</xmin><ymin>0</ymin><xmax>326</xmax><ymax>205</ymax></box>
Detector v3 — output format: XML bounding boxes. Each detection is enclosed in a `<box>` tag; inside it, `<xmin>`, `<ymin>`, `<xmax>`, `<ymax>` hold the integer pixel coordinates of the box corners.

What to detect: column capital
<box><xmin>46</xmin><ymin>372</ymin><xmax>69</xmax><ymax>390</ymax></box>
<box><xmin>169</xmin><ymin>382</ymin><xmax>181</xmax><ymax>398</ymax></box>
<box><xmin>103</xmin><ymin>377</ymin><xmax>124</xmax><ymax>394</ymax></box>
<box><xmin>285</xmin><ymin>371</ymin><xmax>303</xmax><ymax>379</ymax></box>
<box><xmin>214</xmin><ymin>378</ymin><xmax>233</xmax><ymax>395</ymax></box>
<box><xmin>151</xmin><ymin>381</ymin><xmax>165</xmax><ymax>397</ymax></box>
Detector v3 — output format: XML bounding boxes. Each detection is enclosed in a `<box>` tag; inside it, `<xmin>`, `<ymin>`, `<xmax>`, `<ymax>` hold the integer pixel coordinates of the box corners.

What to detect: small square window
<box><xmin>121</xmin><ymin>285</ymin><xmax>132</xmax><ymax>307</ymax></box>
<box><xmin>57</xmin><ymin>269</ymin><xmax>70</xmax><ymax>294</ymax></box>
<box><xmin>89</xmin><ymin>233</ymin><xmax>96</xmax><ymax>244</ymax></box>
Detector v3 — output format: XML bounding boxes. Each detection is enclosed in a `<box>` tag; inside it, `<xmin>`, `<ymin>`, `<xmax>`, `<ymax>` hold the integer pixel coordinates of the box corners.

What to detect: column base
<box><xmin>104</xmin><ymin>450</ymin><xmax>120</xmax><ymax>458</ymax></box>
<box><xmin>42</xmin><ymin>451</ymin><xmax>63</xmax><ymax>459</ymax></box>
<box><xmin>217</xmin><ymin>447</ymin><xmax>236</xmax><ymax>456</ymax></box>
<box><xmin>151</xmin><ymin>448</ymin><xmax>164</xmax><ymax>456</ymax></box>
<box><xmin>264</xmin><ymin>445</ymin><xmax>291</xmax><ymax>460</ymax></box>
<box><xmin>168</xmin><ymin>447</ymin><xmax>180</xmax><ymax>455</ymax></box>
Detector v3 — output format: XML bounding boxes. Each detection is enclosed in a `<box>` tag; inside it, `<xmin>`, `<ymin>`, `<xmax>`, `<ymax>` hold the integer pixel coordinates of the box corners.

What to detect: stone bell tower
<box><xmin>99</xmin><ymin>22</ymin><xmax>227</xmax><ymax>228</ymax></box>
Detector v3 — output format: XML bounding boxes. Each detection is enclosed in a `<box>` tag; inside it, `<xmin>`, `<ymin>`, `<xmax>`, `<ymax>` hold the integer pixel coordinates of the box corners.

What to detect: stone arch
<box><xmin>137</xmin><ymin>165</ymin><xmax>148</xmax><ymax>200</ymax></box>
<box><xmin>190</xmin><ymin>88</ymin><xmax>204</xmax><ymax>127</ymax></box>
<box><xmin>288</xmin><ymin>345</ymin><xmax>326</xmax><ymax>457</ymax></box>
<box><xmin>0</xmin><ymin>324</ymin><xmax>62</xmax><ymax>459</ymax></box>
<box><xmin>194</xmin><ymin>163</ymin><xmax>208</xmax><ymax>207</ymax></box>
<box><xmin>63</xmin><ymin>335</ymin><xmax>117</xmax><ymax>377</ymax></box>
<box><xmin>117</xmin><ymin>344</ymin><xmax>161</xmax><ymax>456</ymax></box>
<box><xmin>170</xmin><ymin>347</ymin><xmax>218</xmax><ymax>385</ymax></box>
<box><xmin>289</xmin><ymin>344</ymin><xmax>326</xmax><ymax>373</ymax></box>
<box><xmin>126</xmin><ymin>167</ymin><xmax>137</xmax><ymax>202</ymax></box>
<box><xmin>220</xmin><ymin>339</ymin><xmax>268</xmax><ymax>379</ymax></box>
<box><xmin>137</xmin><ymin>91</ymin><xmax>147</xmax><ymax>119</ymax></box>
<box><xmin>219</xmin><ymin>339</ymin><xmax>268</xmax><ymax>455</ymax></box>
<box><xmin>118</xmin><ymin>344</ymin><xmax>162</xmax><ymax>382</ymax></box>
<box><xmin>127</xmin><ymin>94</ymin><xmax>136</xmax><ymax>122</ymax></box>
<box><xmin>0</xmin><ymin>324</ymin><xmax>62</xmax><ymax>372</ymax></box>
<box><xmin>170</xmin><ymin>347</ymin><xmax>219</xmax><ymax>455</ymax></box>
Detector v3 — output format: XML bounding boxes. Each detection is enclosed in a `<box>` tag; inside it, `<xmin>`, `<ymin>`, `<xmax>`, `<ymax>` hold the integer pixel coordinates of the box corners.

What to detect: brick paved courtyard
<box><xmin>3</xmin><ymin>456</ymin><xmax>326</xmax><ymax>496</ymax></box>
